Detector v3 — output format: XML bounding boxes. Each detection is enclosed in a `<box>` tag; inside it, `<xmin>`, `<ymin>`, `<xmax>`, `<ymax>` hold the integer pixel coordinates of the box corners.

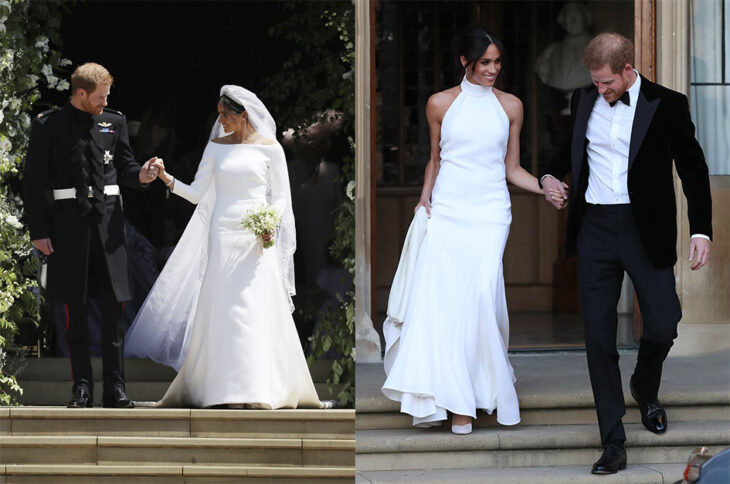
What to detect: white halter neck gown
<box><xmin>382</xmin><ymin>77</ymin><xmax>521</xmax><ymax>427</ymax></box>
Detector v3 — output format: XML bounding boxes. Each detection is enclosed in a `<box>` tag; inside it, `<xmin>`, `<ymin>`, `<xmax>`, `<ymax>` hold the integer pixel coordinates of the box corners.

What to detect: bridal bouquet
<box><xmin>240</xmin><ymin>204</ymin><xmax>282</xmax><ymax>249</ymax></box>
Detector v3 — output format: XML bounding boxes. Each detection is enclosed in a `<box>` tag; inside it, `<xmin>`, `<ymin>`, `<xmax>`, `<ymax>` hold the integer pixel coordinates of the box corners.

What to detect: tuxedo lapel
<box><xmin>629</xmin><ymin>78</ymin><xmax>661</xmax><ymax>171</ymax></box>
<box><xmin>571</xmin><ymin>87</ymin><xmax>599</xmax><ymax>179</ymax></box>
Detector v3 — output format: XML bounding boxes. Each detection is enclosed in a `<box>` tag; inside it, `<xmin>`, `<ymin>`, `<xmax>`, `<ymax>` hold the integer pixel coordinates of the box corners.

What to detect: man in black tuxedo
<box><xmin>541</xmin><ymin>33</ymin><xmax>712</xmax><ymax>475</ymax></box>
<box><xmin>24</xmin><ymin>63</ymin><xmax>159</xmax><ymax>408</ymax></box>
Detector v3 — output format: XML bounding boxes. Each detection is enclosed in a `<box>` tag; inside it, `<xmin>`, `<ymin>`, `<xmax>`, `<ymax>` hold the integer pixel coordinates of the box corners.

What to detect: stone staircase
<box><xmin>13</xmin><ymin>357</ymin><xmax>341</xmax><ymax>406</ymax></box>
<box><xmin>1</xmin><ymin>358</ymin><xmax>355</xmax><ymax>483</ymax></box>
<box><xmin>355</xmin><ymin>350</ymin><xmax>730</xmax><ymax>483</ymax></box>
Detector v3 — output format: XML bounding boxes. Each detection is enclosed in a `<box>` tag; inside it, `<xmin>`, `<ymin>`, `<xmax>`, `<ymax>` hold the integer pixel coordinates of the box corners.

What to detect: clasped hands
<box><xmin>541</xmin><ymin>175</ymin><xmax>570</xmax><ymax>210</ymax></box>
<box><xmin>139</xmin><ymin>157</ymin><xmax>162</xmax><ymax>184</ymax></box>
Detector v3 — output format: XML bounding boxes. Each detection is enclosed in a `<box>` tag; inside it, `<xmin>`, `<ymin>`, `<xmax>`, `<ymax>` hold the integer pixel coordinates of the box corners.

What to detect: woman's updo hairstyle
<box><xmin>456</xmin><ymin>26</ymin><xmax>505</xmax><ymax>73</ymax></box>
<box><xmin>219</xmin><ymin>94</ymin><xmax>246</xmax><ymax>115</ymax></box>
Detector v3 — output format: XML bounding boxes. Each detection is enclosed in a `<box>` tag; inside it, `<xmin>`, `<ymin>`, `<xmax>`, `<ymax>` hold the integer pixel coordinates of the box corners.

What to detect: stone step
<box><xmin>17</xmin><ymin>358</ymin><xmax>335</xmax><ymax>382</ymax></box>
<box><xmin>0</xmin><ymin>407</ymin><xmax>355</xmax><ymax>439</ymax></box>
<box><xmin>17</xmin><ymin>381</ymin><xmax>340</xmax><ymax>406</ymax></box>
<box><xmin>355</xmin><ymin>421</ymin><xmax>730</xmax><ymax>471</ymax></box>
<box><xmin>0</xmin><ymin>435</ymin><xmax>354</xmax><ymax>468</ymax></box>
<box><xmin>356</xmin><ymin>463</ymin><xmax>687</xmax><ymax>484</ymax></box>
<box><xmin>355</xmin><ymin>351</ymin><xmax>730</xmax><ymax>431</ymax></box>
<box><xmin>0</xmin><ymin>464</ymin><xmax>354</xmax><ymax>483</ymax></box>
<box><xmin>356</xmin><ymin>404</ymin><xmax>730</xmax><ymax>430</ymax></box>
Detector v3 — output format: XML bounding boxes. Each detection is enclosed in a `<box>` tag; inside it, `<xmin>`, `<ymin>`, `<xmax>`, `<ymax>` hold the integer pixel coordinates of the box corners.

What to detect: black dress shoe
<box><xmin>103</xmin><ymin>384</ymin><xmax>134</xmax><ymax>408</ymax></box>
<box><xmin>630</xmin><ymin>378</ymin><xmax>667</xmax><ymax>434</ymax></box>
<box><xmin>591</xmin><ymin>445</ymin><xmax>627</xmax><ymax>475</ymax></box>
<box><xmin>67</xmin><ymin>384</ymin><xmax>93</xmax><ymax>408</ymax></box>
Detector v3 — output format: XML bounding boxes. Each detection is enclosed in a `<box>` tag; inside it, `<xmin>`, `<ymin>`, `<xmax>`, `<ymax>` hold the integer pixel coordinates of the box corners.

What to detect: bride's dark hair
<box><xmin>219</xmin><ymin>94</ymin><xmax>246</xmax><ymax>115</ymax></box>
<box><xmin>456</xmin><ymin>26</ymin><xmax>505</xmax><ymax>72</ymax></box>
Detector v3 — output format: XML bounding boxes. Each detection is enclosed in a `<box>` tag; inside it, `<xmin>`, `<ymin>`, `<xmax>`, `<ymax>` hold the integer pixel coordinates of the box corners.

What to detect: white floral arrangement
<box><xmin>0</xmin><ymin>0</ymin><xmax>70</xmax><ymax>403</ymax></box>
<box><xmin>240</xmin><ymin>204</ymin><xmax>282</xmax><ymax>249</ymax></box>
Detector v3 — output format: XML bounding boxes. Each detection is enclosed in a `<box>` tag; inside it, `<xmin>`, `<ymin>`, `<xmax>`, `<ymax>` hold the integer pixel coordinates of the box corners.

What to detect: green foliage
<box><xmin>0</xmin><ymin>0</ymin><xmax>69</xmax><ymax>405</ymax></box>
<box><xmin>263</xmin><ymin>1</ymin><xmax>355</xmax><ymax>407</ymax></box>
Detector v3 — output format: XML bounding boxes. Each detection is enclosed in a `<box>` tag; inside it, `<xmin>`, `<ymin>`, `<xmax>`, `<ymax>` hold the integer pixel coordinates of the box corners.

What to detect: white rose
<box><xmin>59</xmin><ymin>58</ymin><xmax>72</xmax><ymax>67</ymax></box>
<box><xmin>0</xmin><ymin>136</ymin><xmax>12</xmax><ymax>152</ymax></box>
<box><xmin>28</xmin><ymin>74</ymin><xmax>39</xmax><ymax>87</ymax></box>
<box><xmin>20</xmin><ymin>112</ymin><xmax>30</xmax><ymax>130</ymax></box>
<box><xmin>46</xmin><ymin>75</ymin><xmax>58</xmax><ymax>88</ymax></box>
<box><xmin>56</xmin><ymin>79</ymin><xmax>70</xmax><ymax>91</ymax></box>
<box><xmin>9</xmin><ymin>97</ymin><xmax>20</xmax><ymax>111</ymax></box>
<box><xmin>34</xmin><ymin>37</ymin><xmax>49</xmax><ymax>52</ymax></box>
<box><xmin>5</xmin><ymin>215</ymin><xmax>22</xmax><ymax>229</ymax></box>
<box><xmin>41</xmin><ymin>64</ymin><xmax>53</xmax><ymax>78</ymax></box>
<box><xmin>345</xmin><ymin>180</ymin><xmax>355</xmax><ymax>200</ymax></box>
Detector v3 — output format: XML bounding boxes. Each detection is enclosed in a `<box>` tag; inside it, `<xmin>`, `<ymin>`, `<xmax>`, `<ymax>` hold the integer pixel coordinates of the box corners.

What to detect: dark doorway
<box><xmin>38</xmin><ymin>1</ymin><xmax>343</xmax><ymax>356</ymax></box>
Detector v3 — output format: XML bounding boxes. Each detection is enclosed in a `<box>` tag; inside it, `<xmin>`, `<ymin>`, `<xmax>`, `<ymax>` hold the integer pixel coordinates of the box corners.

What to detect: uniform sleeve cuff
<box><xmin>691</xmin><ymin>234</ymin><xmax>710</xmax><ymax>241</ymax></box>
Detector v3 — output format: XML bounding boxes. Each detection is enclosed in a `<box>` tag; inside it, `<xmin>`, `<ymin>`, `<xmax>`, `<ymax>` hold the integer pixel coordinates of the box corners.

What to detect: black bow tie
<box><xmin>609</xmin><ymin>91</ymin><xmax>631</xmax><ymax>107</ymax></box>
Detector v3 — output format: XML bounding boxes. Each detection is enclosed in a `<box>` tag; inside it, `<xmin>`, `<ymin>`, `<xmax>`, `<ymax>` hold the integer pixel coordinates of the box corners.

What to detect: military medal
<box><xmin>103</xmin><ymin>150</ymin><xmax>113</xmax><ymax>164</ymax></box>
<box><xmin>98</xmin><ymin>122</ymin><xmax>115</xmax><ymax>133</ymax></box>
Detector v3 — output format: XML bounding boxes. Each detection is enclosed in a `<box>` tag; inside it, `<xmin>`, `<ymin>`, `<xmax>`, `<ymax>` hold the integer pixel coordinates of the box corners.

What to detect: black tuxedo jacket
<box><xmin>542</xmin><ymin>76</ymin><xmax>712</xmax><ymax>268</ymax></box>
<box><xmin>24</xmin><ymin>103</ymin><xmax>144</xmax><ymax>302</ymax></box>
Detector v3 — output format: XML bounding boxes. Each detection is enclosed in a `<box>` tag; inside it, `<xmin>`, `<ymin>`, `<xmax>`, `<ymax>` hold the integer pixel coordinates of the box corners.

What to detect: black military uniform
<box><xmin>24</xmin><ymin>102</ymin><xmax>146</xmax><ymax>408</ymax></box>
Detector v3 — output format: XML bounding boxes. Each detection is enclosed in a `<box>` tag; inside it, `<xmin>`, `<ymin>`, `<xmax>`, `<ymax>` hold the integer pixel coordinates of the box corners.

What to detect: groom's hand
<box><xmin>542</xmin><ymin>175</ymin><xmax>568</xmax><ymax>210</ymax></box>
<box><xmin>689</xmin><ymin>237</ymin><xmax>710</xmax><ymax>271</ymax></box>
<box><xmin>139</xmin><ymin>157</ymin><xmax>160</xmax><ymax>184</ymax></box>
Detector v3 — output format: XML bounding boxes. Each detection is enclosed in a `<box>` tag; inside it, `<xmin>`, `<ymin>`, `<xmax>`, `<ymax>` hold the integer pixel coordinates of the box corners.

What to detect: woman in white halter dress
<box><xmin>382</xmin><ymin>28</ymin><xmax>561</xmax><ymax>433</ymax></box>
<box><xmin>124</xmin><ymin>86</ymin><xmax>321</xmax><ymax>409</ymax></box>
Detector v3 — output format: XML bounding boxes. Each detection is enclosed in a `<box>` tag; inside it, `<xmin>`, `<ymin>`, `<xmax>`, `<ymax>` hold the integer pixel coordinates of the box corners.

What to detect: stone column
<box><xmin>657</xmin><ymin>0</ymin><xmax>730</xmax><ymax>355</ymax></box>
<box><xmin>355</xmin><ymin>0</ymin><xmax>382</xmax><ymax>362</ymax></box>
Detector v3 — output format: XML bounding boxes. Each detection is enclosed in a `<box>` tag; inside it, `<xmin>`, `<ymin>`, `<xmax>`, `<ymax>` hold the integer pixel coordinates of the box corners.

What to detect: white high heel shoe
<box><xmin>451</xmin><ymin>422</ymin><xmax>472</xmax><ymax>435</ymax></box>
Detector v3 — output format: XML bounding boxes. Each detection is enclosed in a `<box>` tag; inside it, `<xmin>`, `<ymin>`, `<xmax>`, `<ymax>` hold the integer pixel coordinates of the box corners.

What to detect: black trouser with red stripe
<box><xmin>65</xmin><ymin>227</ymin><xmax>125</xmax><ymax>399</ymax></box>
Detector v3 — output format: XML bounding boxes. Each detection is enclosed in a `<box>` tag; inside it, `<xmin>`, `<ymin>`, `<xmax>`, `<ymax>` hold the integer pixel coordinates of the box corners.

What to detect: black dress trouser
<box><xmin>577</xmin><ymin>204</ymin><xmax>681</xmax><ymax>446</ymax></box>
<box><xmin>65</xmin><ymin>225</ymin><xmax>125</xmax><ymax>398</ymax></box>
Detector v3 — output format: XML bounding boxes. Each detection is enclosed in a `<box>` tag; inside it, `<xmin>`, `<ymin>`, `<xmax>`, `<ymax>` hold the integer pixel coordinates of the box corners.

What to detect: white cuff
<box><xmin>690</xmin><ymin>234</ymin><xmax>710</xmax><ymax>241</ymax></box>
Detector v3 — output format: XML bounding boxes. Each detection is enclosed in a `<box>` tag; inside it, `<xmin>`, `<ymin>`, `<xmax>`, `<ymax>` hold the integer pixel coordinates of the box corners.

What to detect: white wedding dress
<box><xmin>126</xmin><ymin>140</ymin><xmax>320</xmax><ymax>409</ymax></box>
<box><xmin>381</xmin><ymin>76</ymin><xmax>521</xmax><ymax>427</ymax></box>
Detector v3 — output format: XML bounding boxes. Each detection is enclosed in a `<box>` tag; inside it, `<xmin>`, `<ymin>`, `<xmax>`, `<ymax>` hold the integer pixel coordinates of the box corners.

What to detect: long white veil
<box><xmin>124</xmin><ymin>85</ymin><xmax>295</xmax><ymax>371</ymax></box>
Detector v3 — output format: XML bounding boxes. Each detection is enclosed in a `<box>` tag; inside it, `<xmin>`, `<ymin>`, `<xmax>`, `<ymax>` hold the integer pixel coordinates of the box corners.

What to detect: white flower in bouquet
<box><xmin>240</xmin><ymin>204</ymin><xmax>282</xmax><ymax>249</ymax></box>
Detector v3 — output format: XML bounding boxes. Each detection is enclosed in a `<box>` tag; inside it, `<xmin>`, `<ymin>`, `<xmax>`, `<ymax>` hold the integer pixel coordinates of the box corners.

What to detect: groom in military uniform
<box><xmin>24</xmin><ymin>63</ymin><xmax>159</xmax><ymax>408</ymax></box>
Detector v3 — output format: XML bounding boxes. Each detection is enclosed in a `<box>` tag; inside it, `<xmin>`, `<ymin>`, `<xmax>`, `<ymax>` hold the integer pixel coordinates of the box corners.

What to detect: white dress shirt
<box><xmin>584</xmin><ymin>72</ymin><xmax>641</xmax><ymax>205</ymax></box>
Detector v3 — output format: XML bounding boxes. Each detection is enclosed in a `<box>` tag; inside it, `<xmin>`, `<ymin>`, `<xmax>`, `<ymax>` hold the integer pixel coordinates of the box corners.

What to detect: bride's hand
<box><xmin>151</xmin><ymin>158</ymin><xmax>166</xmax><ymax>176</ymax></box>
<box><xmin>414</xmin><ymin>199</ymin><xmax>431</xmax><ymax>218</ymax></box>
<box><xmin>151</xmin><ymin>158</ymin><xmax>173</xmax><ymax>186</ymax></box>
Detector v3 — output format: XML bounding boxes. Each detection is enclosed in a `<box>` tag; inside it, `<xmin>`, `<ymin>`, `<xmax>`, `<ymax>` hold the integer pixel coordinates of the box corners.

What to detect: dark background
<box><xmin>48</xmin><ymin>0</ymin><xmax>291</xmax><ymax>151</ymax></box>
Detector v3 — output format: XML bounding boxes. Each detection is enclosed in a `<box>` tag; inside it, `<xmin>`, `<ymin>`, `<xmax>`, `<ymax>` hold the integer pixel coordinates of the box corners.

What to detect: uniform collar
<box><xmin>64</xmin><ymin>102</ymin><xmax>95</xmax><ymax>122</ymax></box>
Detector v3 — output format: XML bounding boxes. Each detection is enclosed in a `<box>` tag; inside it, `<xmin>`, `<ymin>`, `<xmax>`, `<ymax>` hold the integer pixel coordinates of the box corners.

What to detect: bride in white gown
<box><xmin>381</xmin><ymin>28</ymin><xmax>564</xmax><ymax>433</ymax></box>
<box><xmin>124</xmin><ymin>85</ymin><xmax>321</xmax><ymax>409</ymax></box>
